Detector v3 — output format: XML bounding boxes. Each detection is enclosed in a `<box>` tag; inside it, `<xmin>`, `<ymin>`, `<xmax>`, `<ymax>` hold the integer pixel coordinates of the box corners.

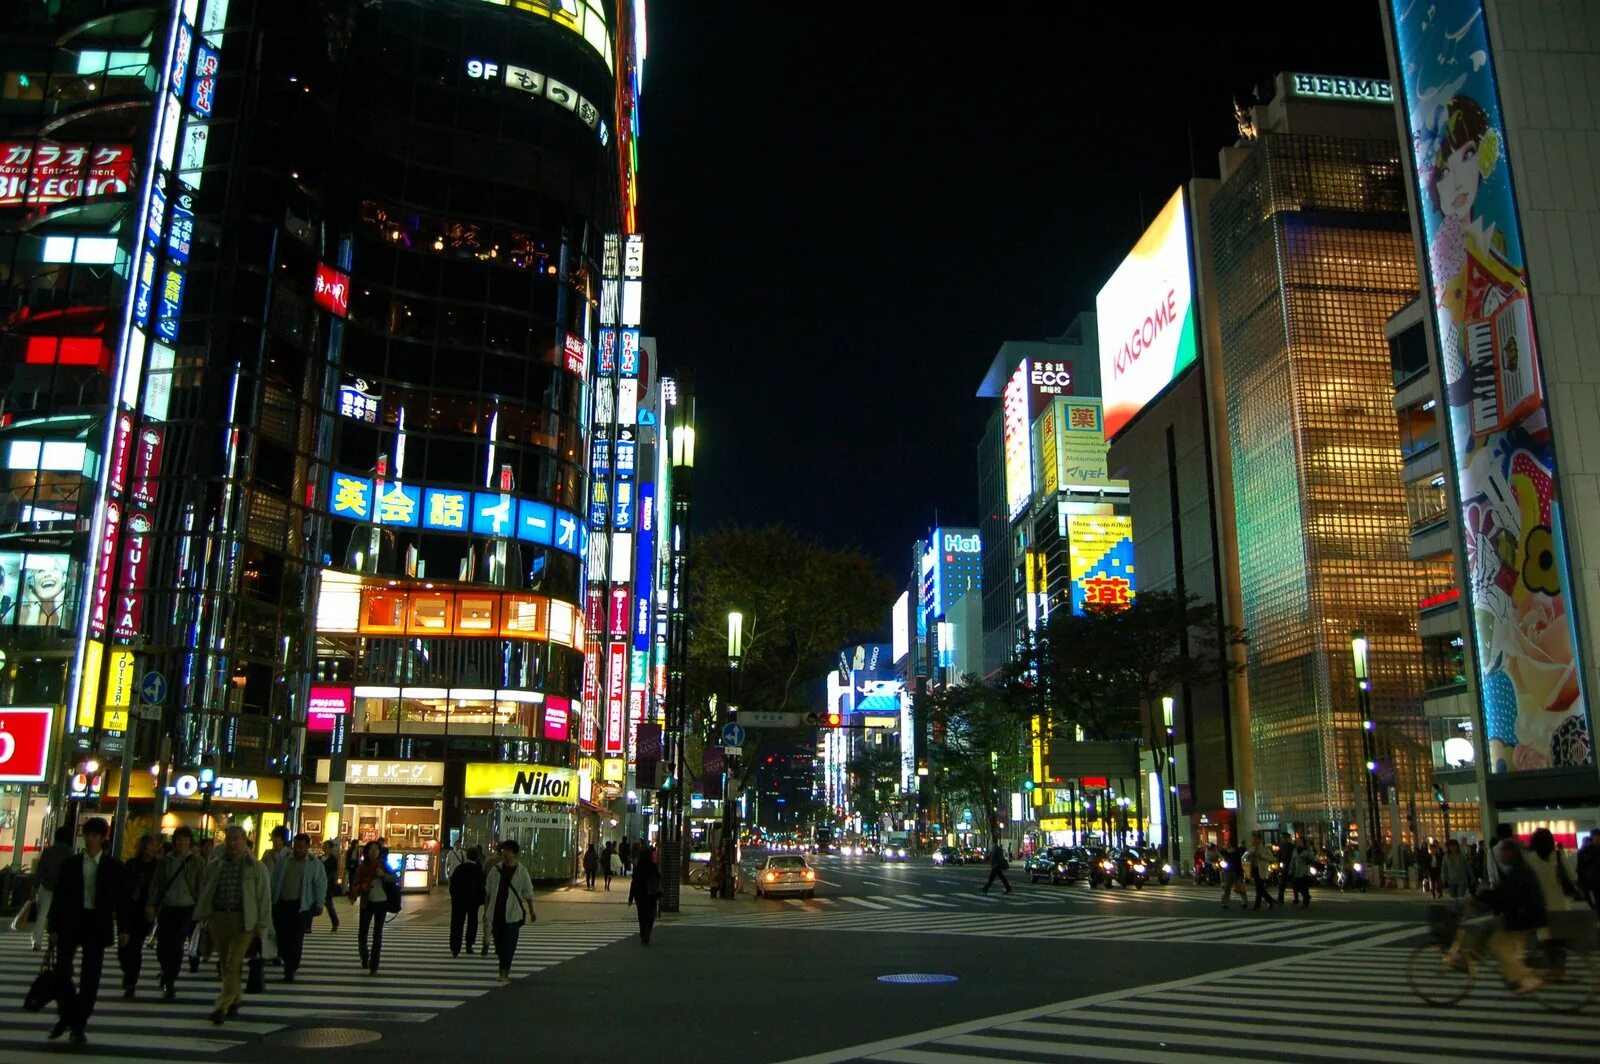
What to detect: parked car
<box><xmin>754</xmin><ymin>854</ymin><xmax>818</xmax><ymax>899</ymax></box>
<box><xmin>1025</xmin><ymin>846</ymin><xmax>1083</xmax><ymax>884</ymax></box>
<box><xmin>932</xmin><ymin>846</ymin><xmax>961</xmax><ymax>865</ymax></box>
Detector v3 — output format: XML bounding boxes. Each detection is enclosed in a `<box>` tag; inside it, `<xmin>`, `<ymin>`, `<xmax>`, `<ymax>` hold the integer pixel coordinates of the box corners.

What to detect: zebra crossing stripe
<box><xmin>840</xmin><ymin>896</ymin><xmax>892</xmax><ymax>910</ymax></box>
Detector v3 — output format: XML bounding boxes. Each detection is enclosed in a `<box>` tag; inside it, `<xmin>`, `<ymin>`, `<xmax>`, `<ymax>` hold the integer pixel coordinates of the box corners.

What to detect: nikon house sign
<box><xmin>463</xmin><ymin>762</ymin><xmax>578</xmax><ymax>803</ymax></box>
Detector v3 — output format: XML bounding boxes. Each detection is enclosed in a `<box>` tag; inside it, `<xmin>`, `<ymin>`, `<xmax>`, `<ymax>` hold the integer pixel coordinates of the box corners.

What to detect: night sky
<box><xmin>641</xmin><ymin>7</ymin><xmax>1390</xmax><ymax>578</ymax></box>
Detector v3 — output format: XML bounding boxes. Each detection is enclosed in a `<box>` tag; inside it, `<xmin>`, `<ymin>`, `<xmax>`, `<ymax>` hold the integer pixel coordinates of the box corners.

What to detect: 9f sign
<box><xmin>466</xmin><ymin>59</ymin><xmax>500</xmax><ymax>80</ymax></box>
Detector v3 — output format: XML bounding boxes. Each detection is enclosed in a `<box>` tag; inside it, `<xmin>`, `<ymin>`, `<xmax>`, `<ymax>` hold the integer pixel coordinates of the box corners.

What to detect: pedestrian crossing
<box><xmin>0</xmin><ymin>917</ymin><xmax>636</xmax><ymax>1057</ymax></box>
<box><xmin>756</xmin><ymin>885</ymin><xmax>1386</xmax><ymax>915</ymax></box>
<box><xmin>702</xmin><ymin>906</ymin><xmax>1420</xmax><ymax>949</ymax></box>
<box><xmin>797</xmin><ymin>947</ymin><xmax>1600</xmax><ymax>1064</ymax></box>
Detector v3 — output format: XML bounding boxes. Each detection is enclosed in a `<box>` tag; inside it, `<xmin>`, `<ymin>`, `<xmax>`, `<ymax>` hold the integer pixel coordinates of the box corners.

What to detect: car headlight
<box><xmin>1161</xmin><ymin>863</ymin><xmax>1173</xmax><ymax>875</ymax></box>
<box><xmin>1055</xmin><ymin>862</ymin><xmax>1068</xmax><ymax>871</ymax></box>
<box><xmin>1133</xmin><ymin>863</ymin><xmax>1146</xmax><ymax>873</ymax></box>
<box><xmin>1102</xmin><ymin>861</ymin><xmax>1114</xmax><ymax>870</ymax></box>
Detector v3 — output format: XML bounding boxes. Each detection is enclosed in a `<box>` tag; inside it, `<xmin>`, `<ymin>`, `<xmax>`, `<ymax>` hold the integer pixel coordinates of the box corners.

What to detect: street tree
<box><xmin>845</xmin><ymin>738</ymin><xmax>902</xmax><ymax>831</ymax></box>
<box><xmin>926</xmin><ymin>676</ymin><xmax>1030</xmax><ymax>846</ymax></box>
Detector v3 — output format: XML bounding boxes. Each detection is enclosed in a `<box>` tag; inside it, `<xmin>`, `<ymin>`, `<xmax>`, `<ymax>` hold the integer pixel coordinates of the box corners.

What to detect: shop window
<box><xmin>407</xmin><ymin>591</ymin><xmax>452</xmax><ymax>634</ymax></box>
<box><xmin>500</xmin><ymin>594</ymin><xmax>545</xmax><ymax>637</ymax></box>
<box><xmin>1422</xmin><ymin>632</ymin><xmax>1467</xmax><ymax>691</ymax></box>
<box><xmin>360</xmin><ymin>588</ymin><xmax>407</xmax><ymax>633</ymax></box>
<box><xmin>455</xmin><ymin>593</ymin><xmax>498</xmax><ymax>634</ymax></box>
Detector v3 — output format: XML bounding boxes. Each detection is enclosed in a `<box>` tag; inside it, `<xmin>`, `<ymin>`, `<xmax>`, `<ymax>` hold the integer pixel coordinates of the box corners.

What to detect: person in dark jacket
<box><xmin>320</xmin><ymin>839</ymin><xmax>342</xmax><ymax>931</ymax></box>
<box><xmin>1576</xmin><ymin>829</ymin><xmax>1600</xmax><ymax>914</ymax></box>
<box><xmin>46</xmin><ymin>816</ymin><xmax>123</xmax><ymax>1044</ymax></box>
<box><xmin>30</xmin><ymin>825</ymin><xmax>75</xmax><ymax>951</ymax></box>
<box><xmin>449</xmin><ymin>846</ymin><xmax>486</xmax><ymax>956</ymax></box>
<box><xmin>582</xmin><ymin>843</ymin><xmax>599</xmax><ymax>890</ymax></box>
<box><xmin>627</xmin><ymin>844</ymin><xmax>662</xmax><ymax>944</ymax></box>
<box><xmin>1449</xmin><ymin>839</ymin><xmax>1546</xmax><ymax>993</ymax></box>
<box><xmin>620</xmin><ymin>837</ymin><xmax>633</xmax><ymax>875</ymax></box>
<box><xmin>980</xmin><ymin>842</ymin><xmax>1011</xmax><ymax>894</ymax></box>
<box><xmin>148</xmin><ymin>825</ymin><xmax>203</xmax><ymax>998</ymax></box>
<box><xmin>116</xmin><ymin>833</ymin><xmax>161</xmax><ymax>997</ymax></box>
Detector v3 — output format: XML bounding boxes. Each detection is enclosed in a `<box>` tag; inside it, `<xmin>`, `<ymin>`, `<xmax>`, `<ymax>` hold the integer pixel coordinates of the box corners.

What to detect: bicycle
<box><xmin>1406</xmin><ymin>904</ymin><xmax>1597</xmax><ymax>1013</ymax></box>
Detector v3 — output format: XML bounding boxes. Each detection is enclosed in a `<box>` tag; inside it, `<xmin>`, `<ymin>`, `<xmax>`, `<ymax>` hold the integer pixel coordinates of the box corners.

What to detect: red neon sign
<box><xmin>313</xmin><ymin>263</ymin><xmax>350</xmax><ymax>318</ymax></box>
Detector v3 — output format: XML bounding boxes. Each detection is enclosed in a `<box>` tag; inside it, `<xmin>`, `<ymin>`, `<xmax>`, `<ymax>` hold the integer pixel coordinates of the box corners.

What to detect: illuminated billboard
<box><xmin>1068</xmin><ymin>515</ymin><xmax>1135</xmax><ymax>613</ymax></box>
<box><xmin>1002</xmin><ymin>361</ymin><xmax>1032</xmax><ymax>520</ymax></box>
<box><xmin>1096</xmin><ymin>188</ymin><xmax>1198</xmax><ymax>440</ymax></box>
<box><xmin>1389</xmin><ymin>0</ymin><xmax>1591</xmax><ymax>775</ymax></box>
<box><xmin>1035</xmin><ymin>398</ymin><xmax>1116</xmax><ymax>495</ymax></box>
<box><xmin>891</xmin><ymin>592</ymin><xmax>909</xmax><ymax>665</ymax></box>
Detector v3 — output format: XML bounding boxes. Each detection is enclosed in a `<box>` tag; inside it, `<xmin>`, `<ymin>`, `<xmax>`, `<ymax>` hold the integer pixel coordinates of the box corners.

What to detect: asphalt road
<box><xmin>3</xmin><ymin>855</ymin><xmax>1593</xmax><ymax>1063</ymax></box>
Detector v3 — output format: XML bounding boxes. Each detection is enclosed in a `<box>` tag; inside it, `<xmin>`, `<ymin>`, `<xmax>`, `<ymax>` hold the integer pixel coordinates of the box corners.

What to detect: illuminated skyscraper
<box><xmin>1210</xmin><ymin>73</ymin><xmax>1431</xmax><ymax>842</ymax></box>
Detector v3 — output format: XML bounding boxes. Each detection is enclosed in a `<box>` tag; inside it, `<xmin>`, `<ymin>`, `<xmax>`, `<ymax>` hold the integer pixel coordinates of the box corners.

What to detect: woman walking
<box><xmin>627</xmin><ymin>844</ymin><xmax>662</xmax><ymax>945</ymax></box>
<box><xmin>1440</xmin><ymin>838</ymin><xmax>1475</xmax><ymax>905</ymax></box>
<box><xmin>347</xmin><ymin>841</ymin><xmax>399</xmax><ymax>974</ymax></box>
<box><xmin>117</xmin><ymin>834</ymin><xmax>162</xmax><ymax>997</ymax></box>
<box><xmin>484</xmin><ymin>840</ymin><xmax>535</xmax><ymax>982</ymax></box>
<box><xmin>1289</xmin><ymin>837</ymin><xmax>1315</xmax><ymax>908</ymax></box>
<box><xmin>582</xmin><ymin>843</ymin><xmax>599</xmax><ymax>890</ymax></box>
<box><xmin>150</xmin><ymin>826</ymin><xmax>203</xmax><ymax>999</ymax></box>
<box><xmin>603</xmin><ymin>842</ymin><xmax>619</xmax><ymax>891</ymax></box>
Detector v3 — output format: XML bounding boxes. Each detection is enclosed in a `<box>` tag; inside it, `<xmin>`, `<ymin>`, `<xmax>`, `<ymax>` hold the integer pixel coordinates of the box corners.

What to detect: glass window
<box><xmin>407</xmin><ymin>591</ymin><xmax>452</xmax><ymax>634</ymax></box>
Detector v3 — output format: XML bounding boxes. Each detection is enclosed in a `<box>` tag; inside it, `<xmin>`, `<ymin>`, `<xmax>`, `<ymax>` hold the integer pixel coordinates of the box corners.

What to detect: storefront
<box><xmin>72</xmin><ymin>767</ymin><xmax>288</xmax><ymax>858</ymax></box>
<box><xmin>302</xmin><ymin>758</ymin><xmax>445</xmax><ymax>891</ymax></box>
<box><xmin>462</xmin><ymin>761</ymin><xmax>577</xmax><ymax>881</ymax></box>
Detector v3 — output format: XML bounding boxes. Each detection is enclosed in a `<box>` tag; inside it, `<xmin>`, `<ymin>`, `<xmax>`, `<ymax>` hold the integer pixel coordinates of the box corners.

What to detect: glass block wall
<box><xmin>1212</xmin><ymin>133</ymin><xmax>1433</xmax><ymax>844</ymax></box>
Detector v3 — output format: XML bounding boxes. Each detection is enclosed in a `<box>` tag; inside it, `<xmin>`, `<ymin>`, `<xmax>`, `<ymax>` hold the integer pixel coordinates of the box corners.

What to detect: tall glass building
<box><xmin>1210</xmin><ymin>77</ymin><xmax>1433</xmax><ymax>843</ymax></box>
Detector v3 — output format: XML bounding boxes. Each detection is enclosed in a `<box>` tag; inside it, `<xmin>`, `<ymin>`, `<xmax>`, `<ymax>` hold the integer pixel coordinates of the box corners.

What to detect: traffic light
<box><xmin>1022</xmin><ymin>779</ymin><xmax>1036</xmax><ymax>792</ymax></box>
<box><xmin>1433</xmin><ymin>785</ymin><xmax>1446</xmax><ymax>804</ymax></box>
<box><xmin>824</xmin><ymin>713</ymin><xmax>842</xmax><ymax>728</ymax></box>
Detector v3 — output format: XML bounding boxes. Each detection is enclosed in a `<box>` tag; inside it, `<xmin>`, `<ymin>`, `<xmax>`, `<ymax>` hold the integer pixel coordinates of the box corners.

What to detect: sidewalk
<box><xmin>392</xmin><ymin>875</ymin><xmax>722</xmax><ymax>926</ymax></box>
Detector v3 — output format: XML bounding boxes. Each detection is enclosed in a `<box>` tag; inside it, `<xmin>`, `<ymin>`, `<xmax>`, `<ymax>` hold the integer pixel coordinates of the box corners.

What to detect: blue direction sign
<box><xmin>720</xmin><ymin>722</ymin><xmax>746</xmax><ymax>748</ymax></box>
<box><xmin>141</xmin><ymin>671</ymin><xmax>168</xmax><ymax>705</ymax></box>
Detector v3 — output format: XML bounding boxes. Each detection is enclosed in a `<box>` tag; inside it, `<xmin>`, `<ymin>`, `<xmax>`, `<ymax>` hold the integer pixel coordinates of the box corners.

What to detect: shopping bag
<box><xmin>22</xmin><ymin>947</ymin><xmax>59</xmax><ymax>1012</ymax></box>
<box><xmin>8</xmin><ymin>899</ymin><xmax>36</xmax><ymax>932</ymax></box>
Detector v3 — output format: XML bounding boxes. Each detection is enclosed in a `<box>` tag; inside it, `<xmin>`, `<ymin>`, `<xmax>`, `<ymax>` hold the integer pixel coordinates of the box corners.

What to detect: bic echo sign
<box><xmin>0</xmin><ymin>705</ymin><xmax>55</xmax><ymax>783</ymax></box>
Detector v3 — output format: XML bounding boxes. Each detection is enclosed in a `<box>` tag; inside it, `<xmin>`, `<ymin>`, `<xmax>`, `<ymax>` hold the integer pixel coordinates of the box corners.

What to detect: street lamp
<box><xmin>1351</xmin><ymin>628</ymin><xmax>1381</xmax><ymax>869</ymax></box>
<box><xmin>719</xmin><ymin>610</ymin><xmax>744</xmax><ymax>899</ymax></box>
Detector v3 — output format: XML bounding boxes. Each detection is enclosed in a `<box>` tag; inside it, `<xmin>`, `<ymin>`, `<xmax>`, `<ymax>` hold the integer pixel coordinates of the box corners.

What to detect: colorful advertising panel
<box><xmin>0</xmin><ymin>706</ymin><xmax>55</xmax><ymax>783</ymax></box>
<box><xmin>0</xmin><ymin>553</ymin><xmax>74</xmax><ymax>628</ymax></box>
<box><xmin>1068</xmin><ymin>515</ymin><xmax>1136</xmax><ymax>613</ymax></box>
<box><xmin>463</xmin><ymin>761</ymin><xmax>578</xmax><ymax>803</ymax></box>
<box><xmin>1389</xmin><ymin>0</ymin><xmax>1591</xmax><ymax>774</ymax></box>
<box><xmin>0</xmin><ymin>142</ymin><xmax>135</xmax><ymax>206</ymax></box>
<box><xmin>1096</xmin><ymin>187</ymin><xmax>1198</xmax><ymax>440</ymax></box>
<box><xmin>1057</xmin><ymin>398</ymin><xmax>1114</xmax><ymax>487</ymax></box>
<box><xmin>1002</xmin><ymin>360</ymin><xmax>1032</xmax><ymax>520</ymax></box>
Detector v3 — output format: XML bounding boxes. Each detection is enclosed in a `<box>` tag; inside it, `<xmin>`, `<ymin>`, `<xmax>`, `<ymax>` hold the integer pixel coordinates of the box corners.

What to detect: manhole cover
<box><xmin>877</xmin><ymin>973</ymin><xmax>958</xmax><ymax>985</ymax></box>
<box><xmin>266</xmin><ymin>1027</ymin><xmax>383</xmax><ymax>1049</ymax></box>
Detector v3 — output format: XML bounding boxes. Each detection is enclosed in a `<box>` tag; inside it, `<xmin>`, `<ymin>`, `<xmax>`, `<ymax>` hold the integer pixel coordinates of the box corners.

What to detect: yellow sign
<box><xmin>76</xmin><ymin>642</ymin><xmax>136</xmax><ymax>731</ymax></box>
<box><xmin>601</xmin><ymin>757</ymin><xmax>626</xmax><ymax>783</ymax></box>
<box><xmin>463</xmin><ymin>762</ymin><xmax>577</xmax><ymax>803</ymax></box>
<box><xmin>91</xmin><ymin>769</ymin><xmax>285</xmax><ymax>805</ymax></box>
<box><xmin>1039</xmin><ymin>817</ymin><xmax>1071</xmax><ymax>833</ymax></box>
<box><xmin>1038</xmin><ymin>407</ymin><xmax>1059</xmax><ymax>496</ymax></box>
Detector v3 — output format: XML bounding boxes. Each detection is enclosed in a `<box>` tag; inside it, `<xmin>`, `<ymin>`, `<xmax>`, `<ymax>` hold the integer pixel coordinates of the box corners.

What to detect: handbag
<box><xmin>384</xmin><ymin>878</ymin><xmax>403</xmax><ymax>914</ymax></box>
<box><xmin>22</xmin><ymin>946</ymin><xmax>60</xmax><ymax>1012</ymax></box>
<box><xmin>245</xmin><ymin>940</ymin><xmax>265</xmax><ymax>994</ymax></box>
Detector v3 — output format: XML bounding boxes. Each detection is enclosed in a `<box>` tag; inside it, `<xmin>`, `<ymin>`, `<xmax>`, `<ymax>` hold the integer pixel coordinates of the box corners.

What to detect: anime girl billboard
<box><xmin>1390</xmin><ymin>0</ymin><xmax>1591</xmax><ymax>773</ymax></box>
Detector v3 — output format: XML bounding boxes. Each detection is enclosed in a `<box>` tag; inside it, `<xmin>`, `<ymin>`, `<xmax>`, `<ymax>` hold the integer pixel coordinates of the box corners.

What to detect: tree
<box><xmin>682</xmin><ymin>526</ymin><xmax>893</xmax><ymax>790</ymax></box>
<box><xmin>926</xmin><ymin>676</ymin><xmax>1030</xmax><ymax>846</ymax></box>
<box><xmin>845</xmin><ymin>739</ymin><xmax>902</xmax><ymax>831</ymax></box>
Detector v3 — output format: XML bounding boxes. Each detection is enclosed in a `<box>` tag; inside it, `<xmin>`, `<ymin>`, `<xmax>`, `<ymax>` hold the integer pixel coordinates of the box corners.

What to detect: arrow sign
<box><xmin>140</xmin><ymin>671</ymin><xmax>167</xmax><ymax>705</ymax></box>
<box><xmin>720</xmin><ymin>722</ymin><xmax>746</xmax><ymax>748</ymax></box>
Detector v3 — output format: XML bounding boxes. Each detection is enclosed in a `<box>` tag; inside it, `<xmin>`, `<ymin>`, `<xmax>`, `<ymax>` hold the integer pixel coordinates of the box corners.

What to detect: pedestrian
<box><xmin>1219</xmin><ymin>840</ymin><xmax>1246</xmax><ymax>909</ymax></box>
<box><xmin>1440</xmin><ymin>838</ymin><xmax>1475</xmax><ymax>905</ymax></box>
<box><xmin>320</xmin><ymin>840</ymin><xmax>342</xmax><ymax>931</ymax></box>
<box><xmin>260</xmin><ymin>825</ymin><xmax>291</xmax><ymax>876</ymax></box>
<box><xmin>30</xmin><ymin>825</ymin><xmax>74</xmax><ymax>952</ymax></box>
<box><xmin>1447</xmin><ymin>838</ymin><xmax>1545</xmax><ymax>993</ymax></box>
<box><xmin>449</xmin><ymin>846</ymin><xmax>486</xmax><ymax>957</ymax></box>
<box><xmin>116</xmin><ymin>833</ymin><xmax>161</xmax><ymax>998</ymax></box>
<box><xmin>194</xmin><ymin>824</ymin><xmax>270</xmax><ymax>1025</ymax></box>
<box><xmin>348</xmin><ymin>840</ymin><xmax>399</xmax><ymax>974</ymax></box>
<box><xmin>149</xmin><ymin>825</ymin><xmax>202</xmax><ymax>999</ymax></box>
<box><xmin>620</xmin><ymin>837</ymin><xmax>633</xmax><ymax>875</ymax></box>
<box><xmin>582</xmin><ymin>842</ymin><xmax>599</xmax><ymax>890</ymax></box>
<box><xmin>980</xmin><ymin>840</ymin><xmax>1011</xmax><ymax>894</ymax></box>
<box><xmin>441</xmin><ymin>838</ymin><xmax>468</xmax><ymax>884</ymax></box>
<box><xmin>1526</xmin><ymin>828</ymin><xmax>1579</xmax><ymax>962</ymax></box>
<box><xmin>1574</xmin><ymin>829</ymin><xmax>1600</xmax><ymax>915</ymax></box>
<box><xmin>1249</xmin><ymin>833</ymin><xmax>1278</xmax><ymax>910</ymax></box>
<box><xmin>627</xmin><ymin>843</ymin><xmax>661</xmax><ymax>944</ymax></box>
<box><xmin>1289</xmin><ymin>838</ymin><xmax>1315</xmax><ymax>908</ymax></box>
<box><xmin>604</xmin><ymin>841</ymin><xmax>620</xmax><ymax>891</ymax></box>
<box><xmin>269</xmin><ymin>832</ymin><xmax>327</xmax><ymax>983</ymax></box>
<box><xmin>344</xmin><ymin>838</ymin><xmax>362</xmax><ymax>887</ymax></box>
<box><xmin>44</xmin><ymin>816</ymin><xmax>122</xmax><ymax>1044</ymax></box>
<box><xmin>483</xmin><ymin>839</ymin><xmax>535</xmax><ymax>983</ymax></box>
<box><xmin>1274</xmin><ymin>834</ymin><xmax>1295</xmax><ymax>906</ymax></box>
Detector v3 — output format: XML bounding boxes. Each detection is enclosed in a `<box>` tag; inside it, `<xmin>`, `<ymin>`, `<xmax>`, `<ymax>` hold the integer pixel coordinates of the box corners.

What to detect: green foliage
<box><xmin>845</xmin><ymin>739</ymin><xmax>903</xmax><ymax>830</ymax></box>
<box><xmin>926</xmin><ymin>676</ymin><xmax>1030</xmax><ymax>845</ymax></box>
<box><xmin>1006</xmin><ymin>590</ymin><xmax>1244</xmax><ymax>741</ymax></box>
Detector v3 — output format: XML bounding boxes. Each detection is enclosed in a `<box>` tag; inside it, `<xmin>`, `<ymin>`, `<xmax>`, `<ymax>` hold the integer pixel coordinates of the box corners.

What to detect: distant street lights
<box><xmin>719</xmin><ymin>610</ymin><xmax>744</xmax><ymax>899</ymax></box>
<box><xmin>1162</xmin><ymin>695</ymin><xmax>1180</xmax><ymax>870</ymax></box>
<box><xmin>1351</xmin><ymin>629</ymin><xmax>1381</xmax><ymax>865</ymax></box>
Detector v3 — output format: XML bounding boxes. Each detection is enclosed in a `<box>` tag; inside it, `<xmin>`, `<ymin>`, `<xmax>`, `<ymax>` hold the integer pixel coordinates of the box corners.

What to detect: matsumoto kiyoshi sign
<box><xmin>1096</xmin><ymin>187</ymin><xmax>1198</xmax><ymax>440</ymax></box>
<box><xmin>463</xmin><ymin>762</ymin><xmax>578</xmax><ymax>803</ymax></box>
<box><xmin>1388</xmin><ymin>0</ymin><xmax>1592</xmax><ymax>775</ymax></box>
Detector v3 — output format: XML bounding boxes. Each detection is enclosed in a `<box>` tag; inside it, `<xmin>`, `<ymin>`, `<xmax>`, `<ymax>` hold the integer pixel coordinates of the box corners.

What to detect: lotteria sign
<box><xmin>1096</xmin><ymin>187</ymin><xmax>1198</xmax><ymax>440</ymax></box>
<box><xmin>463</xmin><ymin>762</ymin><xmax>578</xmax><ymax>803</ymax></box>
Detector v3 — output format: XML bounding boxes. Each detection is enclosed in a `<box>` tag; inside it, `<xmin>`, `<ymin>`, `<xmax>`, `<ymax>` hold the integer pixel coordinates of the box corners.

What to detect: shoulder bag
<box><xmin>22</xmin><ymin>946</ymin><xmax>61</xmax><ymax>1011</ymax></box>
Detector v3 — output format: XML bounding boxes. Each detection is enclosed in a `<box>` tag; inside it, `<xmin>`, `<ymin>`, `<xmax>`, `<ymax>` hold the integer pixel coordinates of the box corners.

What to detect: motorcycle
<box><xmin>1340</xmin><ymin>859</ymin><xmax>1369</xmax><ymax>893</ymax></box>
<box><xmin>1117</xmin><ymin>852</ymin><xmax>1150</xmax><ymax>889</ymax></box>
<box><xmin>1194</xmin><ymin>853</ymin><xmax>1222</xmax><ymax>887</ymax></box>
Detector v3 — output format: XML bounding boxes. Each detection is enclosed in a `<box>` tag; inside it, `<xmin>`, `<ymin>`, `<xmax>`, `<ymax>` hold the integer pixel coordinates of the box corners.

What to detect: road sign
<box><xmin>140</xmin><ymin>671</ymin><xmax>167</xmax><ymax>705</ymax></box>
<box><xmin>724</xmin><ymin>745</ymin><xmax>743</xmax><ymax>757</ymax></box>
<box><xmin>736</xmin><ymin>711</ymin><xmax>800</xmax><ymax>729</ymax></box>
<box><xmin>720</xmin><ymin>722</ymin><xmax>746</xmax><ymax>747</ymax></box>
<box><xmin>136</xmin><ymin>704</ymin><xmax>162</xmax><ymax>722</ymax></box>
<box><xmin>1222</xmin><ymin>789</ymin><xmax>1239</xmax><ymax>810</ymax></box>
<box><xmin>961</xmin><ymin>807</ymin><xmax>973</xmax><ymax>821</ymax></box>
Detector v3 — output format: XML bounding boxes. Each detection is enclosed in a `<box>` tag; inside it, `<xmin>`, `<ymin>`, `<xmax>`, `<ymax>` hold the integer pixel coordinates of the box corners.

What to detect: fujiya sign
<box><xmin>1288</xmin><ymin>73</ymin><xmax>1393</xmax><ymax>105</ymax></box>
<box><xmin>464</xmin><ymin>762</ymin><xmax>578</xmax><ymax>803</ymax></box>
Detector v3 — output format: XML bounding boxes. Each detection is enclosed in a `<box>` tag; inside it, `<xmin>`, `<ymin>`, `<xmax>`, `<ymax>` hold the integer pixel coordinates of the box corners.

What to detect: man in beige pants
<box><xmin>193</xmin><ymin>826</ymin><xmax>270</xmax><ymax>1025</ymax></box>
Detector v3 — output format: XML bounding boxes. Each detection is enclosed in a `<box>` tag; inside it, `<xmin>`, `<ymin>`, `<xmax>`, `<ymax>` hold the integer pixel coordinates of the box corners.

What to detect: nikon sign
<box><xmin>463</xmin><ymin>762</ymin><xmax>578</xmax><ymax>804</ymax></box>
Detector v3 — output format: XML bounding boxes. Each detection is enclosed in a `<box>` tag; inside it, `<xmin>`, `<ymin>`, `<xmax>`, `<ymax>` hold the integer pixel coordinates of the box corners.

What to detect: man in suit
<box><xmin>46</xmin><ymin>816</ymin><xmax>122</xmax><ymax>1044</ymax></box>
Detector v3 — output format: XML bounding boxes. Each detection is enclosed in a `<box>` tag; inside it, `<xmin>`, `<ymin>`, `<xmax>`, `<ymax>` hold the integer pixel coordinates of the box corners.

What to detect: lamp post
<box><xmin>659</xmin><ymin>390</ymin><xmax>695</xmax><ymax>913</ymax></box>
<box><xmin>720</xmin><ymin>611</ymin><xmax>744</xmax><ymax>899</ymax></box>
<box><xmin>1351</xmin><ymin>628</ymin><xmax>1381</xmax><ymax>869</ymax></box>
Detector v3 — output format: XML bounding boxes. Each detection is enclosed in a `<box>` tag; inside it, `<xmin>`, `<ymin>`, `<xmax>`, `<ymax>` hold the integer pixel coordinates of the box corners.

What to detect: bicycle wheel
<box><xmin>1532</xmin><ymin>948</ymin><xmax>1597</xmax><ymax>1013</ymax></box>
<box><xmin>1407</xmin><ymin>943</ymin><xmax>1475</xmax><ymax>1005</ymax></box>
